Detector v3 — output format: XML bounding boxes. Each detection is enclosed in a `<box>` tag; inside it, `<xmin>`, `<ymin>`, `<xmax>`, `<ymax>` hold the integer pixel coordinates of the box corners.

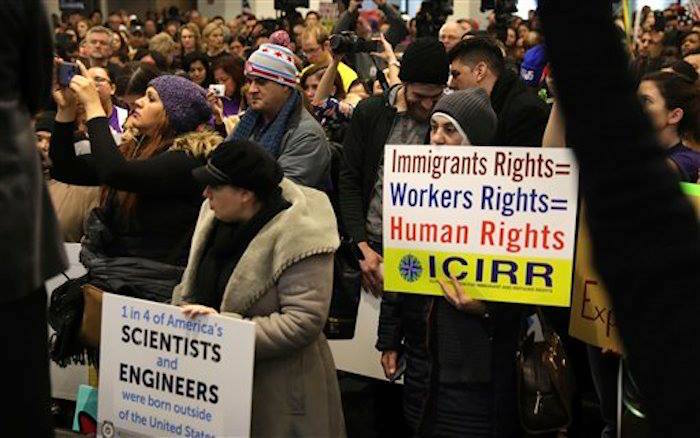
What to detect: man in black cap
<box><xmin>337</xmin><ymin>37</ymin><xmax>449</xmax><ymax>436</ymax></box>
<box><xmin>339</xmin><ymin>37</ymin><xmax>448</xmax><ymax>298</ymax></box>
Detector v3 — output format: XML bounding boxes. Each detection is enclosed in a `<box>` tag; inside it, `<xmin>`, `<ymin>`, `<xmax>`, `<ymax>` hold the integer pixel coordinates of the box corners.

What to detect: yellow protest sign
<box><xmin>568</xmin><ymin>207</ymin><xmax>622</xmax><ymax>352</ymax></box>
<box><xmin>382</xmin><ymin>145</ymin><xmax>580</xmax><ymax>307</ymax></box>
<box><xmin>569</xmin><ymin>183</ymin><xmax>700</xmax><ymax>352</ymax></box>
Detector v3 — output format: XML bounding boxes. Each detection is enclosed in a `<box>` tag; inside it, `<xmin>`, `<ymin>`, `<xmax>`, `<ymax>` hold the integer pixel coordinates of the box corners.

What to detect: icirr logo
<box><xmin>399</xmin><ymin>254</ymin><xmax>422</xmax><ymax>282</ymax></box>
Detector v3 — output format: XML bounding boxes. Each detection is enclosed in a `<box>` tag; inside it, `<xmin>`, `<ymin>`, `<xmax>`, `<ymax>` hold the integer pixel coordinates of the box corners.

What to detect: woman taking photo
<box><xmin>211</xmin><ymin>54</ymin><xmax>244</xmax><ymax>116</ymax></box>
<box><xmin>50</xmin><ymin>61</ymin><xmax>222</xmax><ymax>307</ymax></box>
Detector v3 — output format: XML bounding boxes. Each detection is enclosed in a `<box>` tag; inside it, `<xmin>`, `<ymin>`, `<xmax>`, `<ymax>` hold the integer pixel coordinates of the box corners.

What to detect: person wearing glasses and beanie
<box><xmin>172</xmin><ymin>139</ymin><xmax>345</xmax><ymax>437</ymax></box>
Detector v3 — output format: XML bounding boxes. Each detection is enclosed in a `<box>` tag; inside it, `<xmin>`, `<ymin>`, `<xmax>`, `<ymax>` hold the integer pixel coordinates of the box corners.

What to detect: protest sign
<box><xmin>383</xmin><ymin>145</ymin><xmax>579</xmax><ymax>307</ymax></box>
<box><xmin>569</xmin><ymin>182</ymin><xmax>700</xmax><ymax>351</ymax></box>
<box><xmin>568</xmin><ymin>207</ymin><xmax>623</xmax><ymax>353</ymax></box>
<box><xmin>97</xmin><ymin>294</ymin><xmax>255</xmax><ymax>438</ymax></box>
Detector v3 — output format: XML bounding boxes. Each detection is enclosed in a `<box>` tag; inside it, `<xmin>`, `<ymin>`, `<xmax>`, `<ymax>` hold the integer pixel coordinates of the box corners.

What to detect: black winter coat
<box><xmin>490</xmin><ymin>69</ymin><xmax>550</xmax><ymax>147</ymax></box>
<box><xmin>376</xmin><ymin>293</ymin><xmax>522</xmax><ymax>436</ymax></box>
<box><xmin>338</xmin><ymin>90</ymin><xmax>397</xmax><ymax>244</ymax></box>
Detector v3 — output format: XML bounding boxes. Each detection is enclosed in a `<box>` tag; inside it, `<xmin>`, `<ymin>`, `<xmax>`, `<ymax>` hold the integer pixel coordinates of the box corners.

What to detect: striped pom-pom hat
<box><xmin>244</xmin><ymin>43</ymin><xmax>298</xmax><ymax>88</ymax></box>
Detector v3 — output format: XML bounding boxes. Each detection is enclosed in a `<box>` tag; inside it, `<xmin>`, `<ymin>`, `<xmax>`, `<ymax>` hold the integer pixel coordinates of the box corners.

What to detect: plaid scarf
<box><xmin>229</xmin><ymin>90</ymin><xmax>300</xmax><ymax>158</ymax></box>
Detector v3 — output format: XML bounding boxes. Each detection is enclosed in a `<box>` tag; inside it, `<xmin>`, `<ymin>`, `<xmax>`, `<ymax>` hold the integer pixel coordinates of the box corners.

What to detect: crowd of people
<box><xmin>4</xmin><ymin>0</ymin><xmax>698</xmax><ymax>436</ymax></box>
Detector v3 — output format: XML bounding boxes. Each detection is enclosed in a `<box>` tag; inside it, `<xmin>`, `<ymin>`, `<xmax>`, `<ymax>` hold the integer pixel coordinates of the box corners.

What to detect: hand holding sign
<box><xmin>358</xmin><ymin>242</ymin><xmax>384</xmax><ymax>297</ymax></box>
<box><xmin>181</xmin><ymin>304</ymin><xmax>218</xmax><ymax>318</ymax></box>
<box><xmin>437</xmin><ymin>275</ymin><xmax>487</xmax><ymax>316</ymax></box>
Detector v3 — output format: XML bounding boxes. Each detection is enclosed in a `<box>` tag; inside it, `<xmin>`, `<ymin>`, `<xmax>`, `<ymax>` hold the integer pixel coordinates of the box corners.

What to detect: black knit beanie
<box><xmin>399</xmin><ymin>38</ymin><xmax>449</xmax><ymax>85</ymax></box>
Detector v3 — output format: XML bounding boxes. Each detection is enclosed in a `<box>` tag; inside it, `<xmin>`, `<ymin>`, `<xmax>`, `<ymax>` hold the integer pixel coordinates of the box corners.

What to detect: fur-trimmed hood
<box><xmin>172</xmin><ymin>178</ymin><xmax>340</xmax><ymax>314</ymax></box>
<box><xmin>168</xmin><ymin>129</ymin><xmax>223</xmax><ymax>159</ymax></box>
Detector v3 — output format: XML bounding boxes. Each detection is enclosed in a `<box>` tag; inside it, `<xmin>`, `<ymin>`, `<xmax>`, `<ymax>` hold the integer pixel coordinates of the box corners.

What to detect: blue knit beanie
<box><xmin>149</xmin><ymin>75</ymin><xmax>212</xmax><ymax>134</ymax></box>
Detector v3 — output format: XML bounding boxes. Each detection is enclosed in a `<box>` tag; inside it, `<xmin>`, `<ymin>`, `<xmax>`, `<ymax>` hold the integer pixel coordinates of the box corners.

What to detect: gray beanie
<box><xmin>431</xmin><ymin>88</ymin><xmax>497</xmax><ymax>146</ymax></box>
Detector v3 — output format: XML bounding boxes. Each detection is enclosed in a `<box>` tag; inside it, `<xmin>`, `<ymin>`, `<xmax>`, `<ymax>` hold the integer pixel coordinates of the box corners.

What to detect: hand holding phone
<box><xmin>58</xmin><ymin>62</ymin><xmax>80</xmax><ymax>88</ymax></box>
<box><xmin>209</xmin><ymin>84</ymin><xmax>225</xmax><ymax>97</ymax></box>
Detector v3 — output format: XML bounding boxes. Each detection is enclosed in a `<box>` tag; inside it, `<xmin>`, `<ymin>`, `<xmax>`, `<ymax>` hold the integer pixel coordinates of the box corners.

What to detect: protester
<box><xmin>76</xmin><ymin>18</ymin><xmax>90</xmax><ymax>41</ymax></box>
<box><xmin>172</xmin><ymin>139</ymin><xmax>345</xmax><ymax>437</ymax></box>
<box><xmin>305</xmin><ymin>10</ymin><xmax>321</xmax><ymax>27</ymax></box>
<box><xmin>301</xmin><ymin>25</ymin><xmax>358</xmax><ymax>92</ymax></box>
<box><xmin>332</xmin><ymin>0</ymin><xmax>377</xmax><ymax>82</ymax></box>
<box><xmin>339</xmin><ymin>37</ymin><xmax>447</xmax><ymax>295</ymax></box>
<box><xmin>35</xmin><ymin>111</ymin><xmax>100</xmax><ymax>243</ymax></box>
<box><xmin>183</xmin><ymin>50</ymin><xmax>213</xmax><ymax>89</ymax></box>
<box><xmin>203</xmin><ymin>22</ymin><xmax>229</xmax><ymax>64</ymax></box>
<box><xmin>680</xmin><ymin>30</ymin><xmax>700</xmax><ymax>57</ymax></box>
<box><xmin>144</xmin><ymin>18</ymin><xmax>158</xmax><ymax>38</ymax></box>
<box><xmin>149</xmin><ymin>32</ymin><xmax>177</xmax><ymax>71</ymax></box>
<box><xmin>212</xmin><ymin>55</ymin><xmax>245</xmax><ymax>117</ymax></box>
<box><xmin>228</xmin><ymin>43</ymin><xmax>330</xmax><ymax>189</ymax></box>
<box><xmin>439</xmin><ymin>21</ymin><xmax>466</xmax><ymax>53</ymax></box>
<box><xmin>540</xmin><ymin>1</ymin><xmax>699</xmax><ymax>436</ymax></box>
<box><xmin>379</xmin><ymin>88</ymin><xmax>520</xmax><ymax>437</ymax></box>
<box><xmin>90</xmin><ymin>9</ymin><xmax>102</xmax><ymax>27</ymax></box>
<box><xmin>638</xmin><ymin>71</ymin><xmax>700</xmax><ymax>182</ymax></box>
<box><xmin>179</xmin><ymin>22</ymin><xmax>202</xmax><ymax>57</ymax></box>
<box><xmin>109</xmin><ymin>31</ymin><xmax>129</xmax><ymax>67</ymax></box>
<box><xmin>448</xmin><ymin>36</ymin><xmax>549</xmax><ymax>146</ymax></box>
<box><xmin>632</xmin><ymin>30</ymin><xmax>665</xmax><ymax>83</ymax></box>
<box><xmin>0</xmin><ymin>1</ymin><xmax>66</xmax><ymax>434</ymax></box>
<box><xmin>82</xmin><ymin>67</ymin><xmax>128</xmax><ymax>142</ymax></box>
<box><xmin>230</xmin><ymin>35</ymin><xmax>248</xmax><ymax>58</ymax></box>
<box><xmin>302</xmin><ymin>63</ymin><xmax>345</xmax><ymax>104</ymax></box>
<box><xmin>85</xmin><ymin>26</ymin><xmax>115</xmax><ymax>68</ymax></box>
<box><xmin>49</xmin><ymin>68</ymin><xmax>221</xmax><ymax>338</ymax></box>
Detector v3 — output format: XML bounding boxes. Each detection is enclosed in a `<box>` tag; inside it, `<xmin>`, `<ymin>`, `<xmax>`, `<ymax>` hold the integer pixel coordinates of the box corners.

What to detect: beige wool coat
<box><xmin>172</xmin><ymin>179</ymin><xmax>346</xmax><ymax>437</ymax></box>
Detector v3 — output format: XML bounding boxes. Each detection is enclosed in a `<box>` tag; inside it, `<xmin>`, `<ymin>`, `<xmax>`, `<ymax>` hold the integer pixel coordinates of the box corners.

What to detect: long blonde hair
<box><xmin>180</xmin><ymin>22</ymin><xmax>202</xmax><ymax>53</ymax></box>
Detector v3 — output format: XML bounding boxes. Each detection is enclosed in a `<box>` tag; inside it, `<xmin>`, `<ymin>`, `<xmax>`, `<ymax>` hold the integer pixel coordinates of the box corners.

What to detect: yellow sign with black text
<box><xmin>382</xmin><ymin>145</ymin><xmax>580</xmax><ymax>307</ymax></box>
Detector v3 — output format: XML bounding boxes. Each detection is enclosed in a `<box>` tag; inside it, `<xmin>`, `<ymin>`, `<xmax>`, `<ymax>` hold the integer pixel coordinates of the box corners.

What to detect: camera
<box><xmin>58</xmin><ymin>62</ymin><xmax>80</xmax><ymax>88</ymax></box>
<box><xmin>415</xmin><ymin>0</ymin><xmax>454</xmax><ymax>38</ymax></box>
<box><xmin>209</xmin><ymin>84</ymin><xmax>225</xmax><ymax>97</ymax></box>
<box><xmin>329</xmin><ymin>31</ymin><xmax>380</xmax><ymax>55</ymax></box>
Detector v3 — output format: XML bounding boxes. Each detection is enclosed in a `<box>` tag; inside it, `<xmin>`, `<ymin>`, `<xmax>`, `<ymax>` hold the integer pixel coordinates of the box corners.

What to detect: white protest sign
<box><xmin>383</xmin><ymin>145</ymin><xmax>579</xmax><ymax>307</ymax></box>
<box><xmin>98</xmin><ymin>294</ymin><xmax>255</xmax><ymax>438</ymax></box>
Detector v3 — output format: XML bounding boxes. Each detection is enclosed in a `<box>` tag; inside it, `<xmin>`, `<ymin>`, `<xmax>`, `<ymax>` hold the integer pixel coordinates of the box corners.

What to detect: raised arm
<box><xmin>541</xmin><ymin>1</ymin><xmax>700</xmax><ymax>435</ymax></box>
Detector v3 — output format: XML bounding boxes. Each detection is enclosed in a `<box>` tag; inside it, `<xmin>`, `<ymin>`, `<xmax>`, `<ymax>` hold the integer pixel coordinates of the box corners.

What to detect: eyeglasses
<box><xmin>88</xmin><ymin>39</ymin><xmax>110</xmax><ymax>46</ymax></box>
<box><xmin>303</xmin><ymin>46</ymin><xmax>321</xmax><ymax>56</ymax></box>
<box><xmin>93</xmin><ymin>77</ymin><xmax>111</xmax><ymax>85</ymax></box>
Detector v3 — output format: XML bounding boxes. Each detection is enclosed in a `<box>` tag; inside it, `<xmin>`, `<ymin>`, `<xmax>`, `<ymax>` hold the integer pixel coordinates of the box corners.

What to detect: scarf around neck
<box><xmin>191</xmin><ymin>190</ymin><xmax>291</xmax><ymax>308</ymax></box>
<box><xmin>230</xmin><ymin>89</ymin><xmax>300</xmax><ymax>158</ymax></box>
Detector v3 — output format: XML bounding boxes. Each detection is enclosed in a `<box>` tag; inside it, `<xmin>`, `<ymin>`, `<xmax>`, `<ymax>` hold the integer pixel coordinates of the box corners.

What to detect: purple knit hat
<box><xmin>148</xmin><ymin>75</ymin><xmax>212</xmax><ymax>134</ymax></box>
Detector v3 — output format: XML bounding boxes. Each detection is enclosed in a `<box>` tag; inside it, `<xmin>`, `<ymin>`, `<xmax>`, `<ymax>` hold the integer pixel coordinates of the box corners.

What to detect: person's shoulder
<box><xmin>508</xmin><ymin>84</ymin><xmax>548</xmax><ymax>115</ymax></box>
<box><xmin>293</xmin><ymin>107</ymin><xmax>327</xmax><ymax>136</ymax></box>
